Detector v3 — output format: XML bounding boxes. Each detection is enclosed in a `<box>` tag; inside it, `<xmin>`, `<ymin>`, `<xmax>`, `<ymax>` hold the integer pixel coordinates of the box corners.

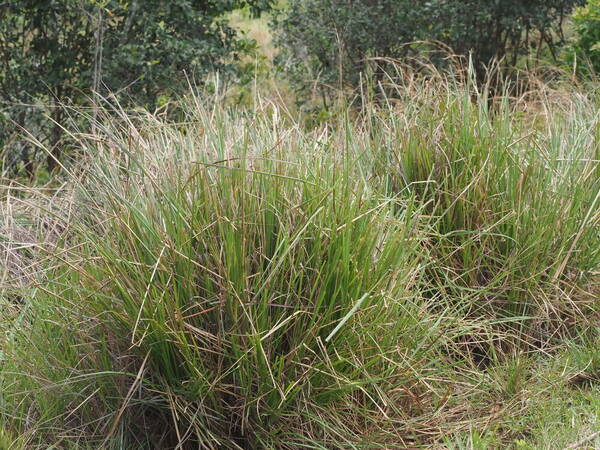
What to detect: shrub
<box><xmin>570</xmin><ymin>0</ymin><xmax>600</xmax><ymax>74</ymax></box>
<box><xmin>272</xmin><ymin>0</ymin><xmax>422</xmax><ymax>101</ymax></box>
<box><xmin>273</xmin><ymin>0</ymin><xmax>582</xmax><ymax>101</ymax></box>
<box><xmin>0</xmin><ymin>0</ymin><xmax>274</xmax><ymax>175</ymax></box>
<box><xmin>427</xmin><ymin>0</ymin><xmax>583</xmax><ymax>73</ymax></box>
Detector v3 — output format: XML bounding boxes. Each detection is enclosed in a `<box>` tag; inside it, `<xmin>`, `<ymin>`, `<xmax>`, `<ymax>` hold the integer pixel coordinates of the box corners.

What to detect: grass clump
<box><xmin>368</xmin><ymin>74</ymin><xmax>600</xmax><ymax>350</ymax></box>
<box><xmin>0</xmin><ymin>71</ymin><xmax>599</xmax><ymax>448</ymax></box>
<box><xmin>0</xmin><ymin>102</ymin><xmax>444</xmax><ymax>448</ymax></box>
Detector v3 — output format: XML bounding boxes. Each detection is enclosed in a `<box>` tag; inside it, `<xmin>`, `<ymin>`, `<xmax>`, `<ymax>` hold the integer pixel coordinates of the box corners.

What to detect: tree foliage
<box><xmin>0</xmin><ymin>0</ymin><xmax>273</xmax><ymax>175</ymax></box>
<box><xmin>569</xmin><ymin>0</ymin><xmax>600</xmax><ymax>74</ymax></box>
<box><xmin>273</xmin><ymin>0</ymin><xmax>583</xmax><ymax>100</ymax></box>
<box><xmin>273</xmin><ymin>0</ymin><xmax>420</xmax><ymax>91</ymax></box>
<box><xmin>427</xmin><ymin>0</ymin><xmax>582</xmax><ymax>70</ymax></box>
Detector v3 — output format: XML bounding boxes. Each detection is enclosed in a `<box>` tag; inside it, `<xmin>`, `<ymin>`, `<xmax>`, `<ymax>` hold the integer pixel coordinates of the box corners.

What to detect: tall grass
<box><xmin>368</xmin><ymin>74</ymin><xmax>600</xmax><ymax>347</ymax></box>
<box><xmin>1</xmin><ymin>100</ymin><xmax>442</xmax><ymax>448</ymax></box>
<box><xmin>0</xmin><ymin>72</ymin><xmax>598</xmax><ymax>448</ymax></box>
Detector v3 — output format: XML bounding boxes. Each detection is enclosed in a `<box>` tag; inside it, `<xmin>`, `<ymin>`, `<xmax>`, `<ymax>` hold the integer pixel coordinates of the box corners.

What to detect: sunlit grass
<box><xmin>0</xmin><ymin>71</ymin><xmax>598</xmax><ymax>448</ymax></box>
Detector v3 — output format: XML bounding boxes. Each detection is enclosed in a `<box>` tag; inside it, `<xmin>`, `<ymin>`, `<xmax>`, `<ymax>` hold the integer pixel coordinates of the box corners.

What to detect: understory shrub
<box><xmin>570</xmin><ymin>0</ymin><xmax>600</xmax><ymax>75</ymax></box>
<box><xmin>273</xmin><ymin>0</ymin><xmax>583</xmax><ymax>102</ymax></box>
<box><xmin>0</xmin><ymin>0</ymin><xmax>275</xmax><ymax>175</ymax></box>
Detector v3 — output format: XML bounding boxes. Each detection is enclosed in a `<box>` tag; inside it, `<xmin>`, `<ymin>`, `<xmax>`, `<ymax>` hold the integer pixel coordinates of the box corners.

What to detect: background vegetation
<box><xmin>0</xmin><ymin>0</ymin><xmax>274</xmax><ymax>176</ymax></box>
<box><xmin>273</xmin><ymin>0</ymin><xmax>584</xmax><ymax>102</ymax></box>
<box><xmin>570</xmin><ymin>0</ymin><xmax>600</xmax><ymax>73</ymax></box>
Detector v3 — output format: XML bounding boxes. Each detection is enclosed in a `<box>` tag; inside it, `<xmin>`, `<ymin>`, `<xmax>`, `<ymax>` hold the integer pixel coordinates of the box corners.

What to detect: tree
<box><xmin>272</xmin><ymin>0</ymin><xmax>422</xmax><ymax>103</ymax></box>
<box><xmin>273</xmin><ymin>0</ymin><xmax>583</xmax><ymax>101</ymax></box>
<box><xmin>0</xmin><ymin>0</ymin><xmax>274</xmax><ymax>176</ymax></box>
<box><xmin>0</xmin><ymin>1</ymin><xmax>96</xmax><ymax>174</ymax></box>
<box><xmin>425</xmin><ymin>0</ymin><xmax>584</xmax><ymax>78</ymax></box>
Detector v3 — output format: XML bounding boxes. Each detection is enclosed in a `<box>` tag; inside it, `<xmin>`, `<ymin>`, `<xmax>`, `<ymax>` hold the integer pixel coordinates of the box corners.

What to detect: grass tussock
<box><xmin>0</xmin><ymin>73</ymin><xmax>599</xmax><ymax>448</ymax></box>
<box><xmin>372</xmin><ymin>75</ymin><xmax>600</xmax><ymax>345</ymax></box>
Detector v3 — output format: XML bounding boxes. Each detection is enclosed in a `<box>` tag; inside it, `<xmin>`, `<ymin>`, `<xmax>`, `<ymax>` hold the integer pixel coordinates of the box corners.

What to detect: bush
<box><xmin>272</xmin><ymin>0</ymin><xmax>422</xmax><ymax>101</ymax></box>
<box><xmin>0</xmin><ymin>0</ymin><xmax>274</xmax><ymax>175</ymax></box>
<box><xmin>570</xmin><ymin>0</ymin><xmax>600</xmax><ymax>74</ymax></box>
<box><xmin>273</xmin><ymin>0</ymin><xmax>582</xmax><ymax>101</ymax></box>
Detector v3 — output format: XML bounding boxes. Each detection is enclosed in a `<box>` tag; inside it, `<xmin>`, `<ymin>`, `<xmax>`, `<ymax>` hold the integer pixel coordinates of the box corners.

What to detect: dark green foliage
<box><xmin>273</xmin><ymin>0</ymin><xmax>582</xmax><ymax>100</ymax></box>
<box><xmin>0</xmin><ymin>1</ymin><xmax>94</xmax><ymax>174</ymax></box>
<box><xmin>427</xmin><ymin>0</ymin><xmax>583</xmax><ymax>72</ymax></box>
<box><xmin>569</xmin><ymin>0</ymin><xmax>600</xmax><ymax>74</ymax></box>
<box><xmin>96</xmin><ymin>0</ymin><xmax>270</xmax><ymax>106</ymax></box>
<box><xmin>0</xmin><ymin>0</ymin><xmax>273</xmax><ymax>176</ymax></box>
<box><xmin>272</xmin><ymin>0</ymin><xmax>421</xmax><ymax>97</ymax></box>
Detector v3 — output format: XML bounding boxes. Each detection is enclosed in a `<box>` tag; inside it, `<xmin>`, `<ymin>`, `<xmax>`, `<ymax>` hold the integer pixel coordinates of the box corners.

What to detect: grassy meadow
<box><xmin>1</xmin><ymin>13</ymin><xmax>600</xmax><ymax>449</ymax></box>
